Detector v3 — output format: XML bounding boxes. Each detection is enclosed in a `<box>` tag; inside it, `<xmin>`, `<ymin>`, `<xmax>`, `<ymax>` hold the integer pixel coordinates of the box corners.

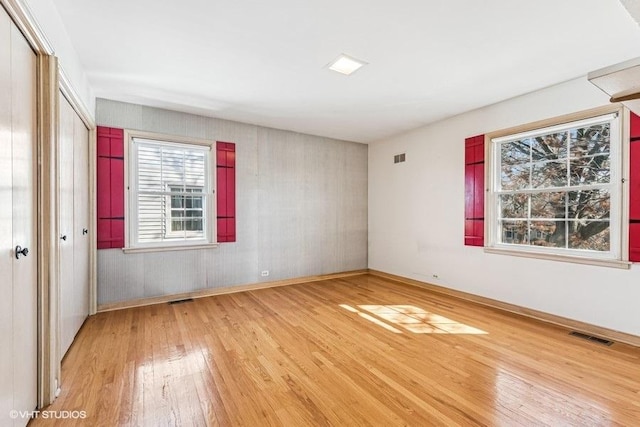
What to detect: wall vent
<box><xmin>569</xmin><ymin>331</ymin><xmax>613</xmax><ymax>346</ymax></box>
<box><xmin>168</xmin><ymin>298</ymin><xmax>194</xmax><ymax>305</ymax></box>
<box><xmin>394</xmin><ymin>153</ymin><xmax>406</xmax><ymax>164</ymax></box>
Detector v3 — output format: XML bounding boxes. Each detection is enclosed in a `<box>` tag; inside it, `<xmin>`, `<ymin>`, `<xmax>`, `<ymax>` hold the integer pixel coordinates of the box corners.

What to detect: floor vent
<box><xmin>168</xmin><ymin>298</ymin><xmax>194</xmax><ymax>305</ymax></box>
<box><xmin>569</xmin><ymin>331</ymin><xmax>613</xmax><ymax>346</ymax></box>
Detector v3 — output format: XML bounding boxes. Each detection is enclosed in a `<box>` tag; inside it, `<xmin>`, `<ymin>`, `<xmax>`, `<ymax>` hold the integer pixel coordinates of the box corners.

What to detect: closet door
<box><xmin>59</xmin><ymin>95</ymin><xmax>90</xmax><ymax>357</ymax></box>
<box><xmin>11</xmin><ymin>22</ymin><xmax>37</xmax><ymax>424</ymax></box>
<box><xmin>59</xmin><ymin>96</ymin><xmax>76</xmax><ymax>356</ymax></box>
<box><xmin>72</xmin><ymin>105</ymin><xmax>90</xmax><ymax>344</ymax></box>
<box><xmin>0</xmin><ymin>7</ymin><xmax>38</xmax><ymax>426</ymax></box>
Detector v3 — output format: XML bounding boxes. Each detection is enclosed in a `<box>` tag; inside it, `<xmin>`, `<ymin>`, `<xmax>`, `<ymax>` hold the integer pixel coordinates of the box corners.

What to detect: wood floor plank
<box><xmin>32</xmin><ymin>274</ymin><xmax>640</xmax><ymax>426</ymax></box>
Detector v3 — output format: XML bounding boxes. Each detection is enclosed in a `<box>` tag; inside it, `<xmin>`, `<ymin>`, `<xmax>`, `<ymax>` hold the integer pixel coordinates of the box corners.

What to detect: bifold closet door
<box><xmin>72</xmin><ymin>102</ymin><xmax>90</xmax><ymax>346</ymax></box>
<box><xmin>0</xmin><ymin>6</ymin><xmax>38</xmax><ymax>427</ymax></box>
<box><xmin>59</xmin><ymin>95</ymin><xmax>90</xmax><ymax>357</ymax></box>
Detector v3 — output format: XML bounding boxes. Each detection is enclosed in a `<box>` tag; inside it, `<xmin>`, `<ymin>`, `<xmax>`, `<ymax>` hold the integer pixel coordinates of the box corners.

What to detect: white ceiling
<box><xmin>52</xmin><ymin>0</ymin><xmax>640</xmax><ymax>143</ymax></box>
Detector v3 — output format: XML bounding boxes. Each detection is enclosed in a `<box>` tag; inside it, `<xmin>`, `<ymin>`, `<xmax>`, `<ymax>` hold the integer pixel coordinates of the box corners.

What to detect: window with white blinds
<box><xmin>129</xmin><ymin>137</ymin><xmax>213</xmax><ymax>247</ymax></box>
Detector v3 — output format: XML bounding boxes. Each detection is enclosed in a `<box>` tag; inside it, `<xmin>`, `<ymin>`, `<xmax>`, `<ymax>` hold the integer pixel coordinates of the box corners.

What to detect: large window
<box><xmin>489</xmin><ymin>112</ymin><xmax>621</xmax><ymax>259</ymax></box>
<box><xmin>129</xmin><ymin>136</ymin><xmax>213</xmax><ymax>248</ymax></box>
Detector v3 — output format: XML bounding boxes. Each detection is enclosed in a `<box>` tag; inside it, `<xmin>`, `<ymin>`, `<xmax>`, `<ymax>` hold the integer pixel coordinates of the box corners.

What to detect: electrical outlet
<box><xmin>261</xmin><ymin>270</ymin><xmax>270</xmax><ymax>277</ymax></box>
<box><xmin>432</xmin><ymin>274</ymin><xmax>439</xmax><ymax>279</ymax></box>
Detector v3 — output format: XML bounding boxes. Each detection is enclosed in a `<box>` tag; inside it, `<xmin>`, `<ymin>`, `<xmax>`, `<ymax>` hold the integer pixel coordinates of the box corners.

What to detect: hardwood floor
<box><xmin>32</xmin><ymin>274</ymin><xmax>640</xmax><ymax>426</ymax></box>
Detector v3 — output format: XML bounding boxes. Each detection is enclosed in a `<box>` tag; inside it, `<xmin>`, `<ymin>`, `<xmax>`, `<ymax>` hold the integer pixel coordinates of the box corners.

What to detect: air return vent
<box><xmin>569</xmin><ymin>331</ymin><xmax>613</xmax><ymax>346</ymax></box>
<box><xmin>168</xmin><ymin>298</ymin><xmax>194</xmax><ymax>305</ymax></box>
<box><xmin>394</xmin><ymin>153</ymin><xmax>406</xmax><ymax>164</ymax></box>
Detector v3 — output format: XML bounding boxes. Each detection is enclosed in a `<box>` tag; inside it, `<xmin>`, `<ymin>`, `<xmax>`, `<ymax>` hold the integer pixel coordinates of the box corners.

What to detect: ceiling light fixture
<box><xmin>327</xmin><ymin>54</ymin><xmax>367</xmax><ymax>75</ymax></box>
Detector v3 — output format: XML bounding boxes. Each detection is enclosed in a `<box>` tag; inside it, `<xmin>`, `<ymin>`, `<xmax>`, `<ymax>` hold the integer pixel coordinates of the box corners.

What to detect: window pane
<box><xmin>569</xmin><ymin>155</ymin><xmax>610</xmax><ymax>186</ymax></box>
<box><xmin>567</xmin><ymin>189</ymin><xmax>610</xmax><ymax>220</ymax></box>
<box><xmin>501</xmin><ymin>140</ymin><xmax>530</xmax><ymax>165</ymax></box>
<box><xmin>171</xmin><ymin>195</ymin><xmax>183</xmax><ymax>208</ymax></box>
<box><xmin>137</xmin><ymin>145</ymin><xmax>163</xmax><ymax>192</ymax></box>
<box><xmin>184</xmin><ymin>195</ymin><xmax>203</xmax><ymax>209</ymax></box>
<box><xmin>501</xmin><ymin>163</ymin><xmax>530</xmax><ymax>191</ymax></box>
<box><xmin>531</xmin><ymin>161</ymin><xmax>567</xmax><ymax>188</ymax></box>
<box><xmin>169</xmin><ymin>219</ymin><xmax>204</xmax><ymax>235</ymax></box>
<box><xmin>162</xmin><ymin>148</ymin><xmax>186</xmax><ymax>185</ymax></box>
<box><xmin>569</xmin><ymin>124</ymin><xmax>610</xmax><ymax>158</ymax></box>
<box><xmin>500</xmin><ymin>194</ymin><xmax>528</xmax><ymax>219</ymax></box>
<box><xmin>185</xmin><ymin>152</ymin><xmax>206</xmax><ymax>187</ymax></box>
<box><xmin>138</xmin><ymin>196</ymin><xmax>166</xmax><ymax>242</ymax></box>
<box><xmin>568</xmin><ymin>220</ymin><xmax>610</xmax><ymax>251</ymax></box>
<box><xmin>530</xmin><ymin>221</ymin><xmax>565</xmax><ymax>248</ymax></box>
<box><xmin>500</xmin><ymin>221</ymin><xmax>528</xmax><ymax>244</ymax></box>
<box><xmin>137</xmin><ymin>144</ymin><xmax>206</xmax><ymax>193</ymax></box>
<box><xmin>531</xmin><ymin>132</ymin><xmax>567</xmax><ymax>161</ymax></box>
<box><xmin>186</xmin><ymin>219</ymin><xmax>203</xmax><ymax>231</ymax></box>
<box><xmin>530</xmin><ymin>192</ymin><xmax>565</xmax><ymax>219</ymax></box>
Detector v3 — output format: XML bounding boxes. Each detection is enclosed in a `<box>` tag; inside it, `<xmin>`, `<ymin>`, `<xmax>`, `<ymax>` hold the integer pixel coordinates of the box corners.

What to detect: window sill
<box><xmin>123</xmin><ymin>243</ymin><xmax>219</xmax><ymax>254</ymax></box>
<box><xmin>484</xmin><ymin>247</ymin><xmax>631</xmax><ymax>270</ymax></box>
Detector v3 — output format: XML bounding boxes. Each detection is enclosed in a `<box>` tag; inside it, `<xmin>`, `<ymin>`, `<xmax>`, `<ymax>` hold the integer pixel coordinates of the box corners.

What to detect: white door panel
<box><xmin>0</xmin><ymin>8</ymin><xmax>14</xmax><ymax>425</ymax></box>
<box><xmin>60</xmin><ymin>95</ymin><xmax>90</xmax><ymax>359</ymax></box>
<box><xmin>59</xmin><ymin>96</ymin><xmax>75</xmax><ymax>356</ymax></box>
<box><xmin>10</xmin><ymin>22</ymin><xmax>37</xmax><ymax>427</ymax></box>
<box><xmin>71</xmin><ymin>102</ymin><xmax>90</xmax><ymax>350</ymax></box>
<box><xmin>0</xmin><ymin>12</ymin><xmax>38</xmax><ymax>427</ymax></box>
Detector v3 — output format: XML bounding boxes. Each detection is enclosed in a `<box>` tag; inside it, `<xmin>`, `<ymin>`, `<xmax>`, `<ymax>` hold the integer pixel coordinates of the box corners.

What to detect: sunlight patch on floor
<box><xmin>339</xmin><ymin>304</ymin><xmax>402</xmax><ymax>333</ymax></box>
<box><xmin>340</xmin><ymin>304</ymin><xmax>487</xmax><ymax>335</ymax></box>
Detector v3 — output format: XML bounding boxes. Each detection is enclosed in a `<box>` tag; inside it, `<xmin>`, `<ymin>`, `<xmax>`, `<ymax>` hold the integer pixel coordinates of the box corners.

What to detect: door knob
<box><xmin>82</xmin><ymin>228</ymin><xmax>88</xmax><ymax>235</ymax></box>
<box><xmin>15</xmin><ymin>246</ymin><xmax>29</xmax><ymax>259</ymax></box>
<box><xmin>60</xmin><ymin>235</ymin><xmax>67</xmax><ymax>241</ymax></box>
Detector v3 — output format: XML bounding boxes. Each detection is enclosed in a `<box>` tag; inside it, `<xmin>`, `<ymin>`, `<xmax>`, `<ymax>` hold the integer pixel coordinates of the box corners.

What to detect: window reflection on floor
<box><xmin>340</xmin><ymin>304</ymin><xmax>487</xmax><ymax>335</ymax></box>
<box><xmin>493</xmin><ymin>367</ymin><xmax>612</xmax><ymax>425</ymax></box>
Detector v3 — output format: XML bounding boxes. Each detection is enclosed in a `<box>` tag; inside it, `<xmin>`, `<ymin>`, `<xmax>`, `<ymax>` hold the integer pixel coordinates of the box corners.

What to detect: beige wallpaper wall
<box><xmin>96</xmin><ymin>99</ymin><xmax>367</xmax><ymax>305</ymax></box>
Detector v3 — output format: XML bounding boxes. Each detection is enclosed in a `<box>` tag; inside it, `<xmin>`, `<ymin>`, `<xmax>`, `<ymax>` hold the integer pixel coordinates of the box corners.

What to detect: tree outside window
<box><xmin>492</xmin><ymin>113</ymin><xmax>620</xmax><ymax>258</ymax></box>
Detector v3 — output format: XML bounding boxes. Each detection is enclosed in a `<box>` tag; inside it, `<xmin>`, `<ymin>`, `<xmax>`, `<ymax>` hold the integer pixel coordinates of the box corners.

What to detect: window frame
<box><xmin>123</xmin><ymin>130</ymin><xmax>218</xmax><ymax>252</ymax></box>
<box><xmin>484</xmin><ymin>106</ymin><xmax>630</xmax><ymax>268</ymax></box>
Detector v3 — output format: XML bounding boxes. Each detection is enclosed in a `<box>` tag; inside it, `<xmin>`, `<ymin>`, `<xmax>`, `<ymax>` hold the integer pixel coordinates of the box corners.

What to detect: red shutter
<box><xmin>629</xmin><ymin>113</ymin><xmax>640</xmax><ymax>261</ymax></box>
<box><xmin>464</xmin><ymin>135</ymin><xmax>485</xmax><ymax>246</ymax></box>
<box><xmin>216</xmin><ymin>141</ymin><xmax>236</xmax><ymax>242</ymax></box>
<box><xmin>96</xmin><ymin>126</ymin><xmax>125</xmax><ymax>249</ymax></box>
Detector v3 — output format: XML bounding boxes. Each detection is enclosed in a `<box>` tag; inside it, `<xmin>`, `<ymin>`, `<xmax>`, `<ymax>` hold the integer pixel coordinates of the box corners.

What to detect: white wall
<box><xmin>369</xmin><ymin>77</ymin><xmax>640</xmax><ymax>336</ymax></box>
<box><xmin>23</xmin><ymin>0</ymin><xmax>95</xmax><ymax>115</ymax></box>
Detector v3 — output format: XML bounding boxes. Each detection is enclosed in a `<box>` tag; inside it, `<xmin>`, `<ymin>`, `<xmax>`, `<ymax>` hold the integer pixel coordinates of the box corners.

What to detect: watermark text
<box><xmin>9</xmin><ymin>409</ymin><xmax>87</xmax><ymax>420</ymax></box>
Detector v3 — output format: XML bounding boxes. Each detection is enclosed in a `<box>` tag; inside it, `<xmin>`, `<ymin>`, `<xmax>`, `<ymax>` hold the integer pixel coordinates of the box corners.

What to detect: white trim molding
<box><xmin>1</xmin><ymin>0</ymin><xmax>54</xmax><ymax>54</ymax></box>
<box><xmin>59</xmin><ymin>68</ymin><xmax>94</xmax><ymax>129</ymax></box>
